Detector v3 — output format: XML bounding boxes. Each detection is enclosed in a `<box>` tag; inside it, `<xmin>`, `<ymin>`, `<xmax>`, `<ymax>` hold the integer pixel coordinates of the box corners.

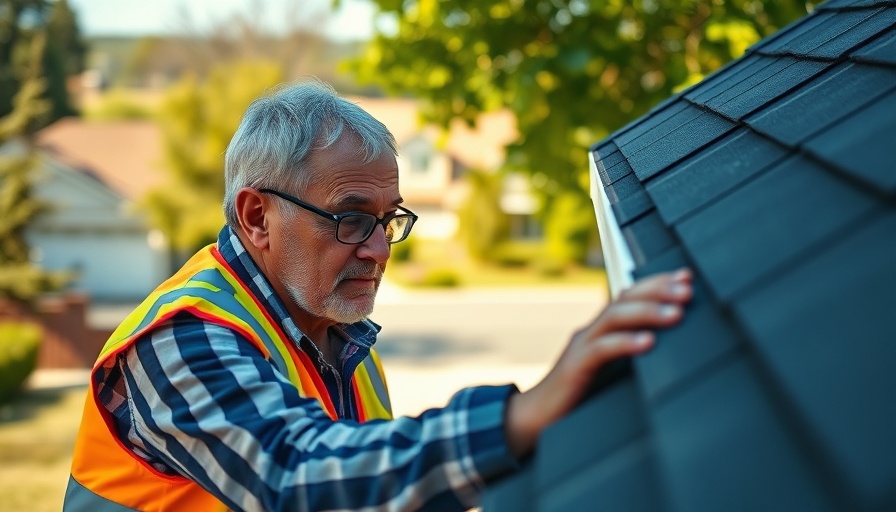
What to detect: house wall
<box><xmin>397</xmin><ymin>135</ymin><xmax>457</xmax><ymax>205</ymax></box>
<box><xmin>30</xmin><ymin>229</ymin><xmax>167</xmax><ymax>301</ymax></box>
<box><xmin>27</xmin><ymin>154</ymin><xmax>169</xmax><ymax>302</ymax></box>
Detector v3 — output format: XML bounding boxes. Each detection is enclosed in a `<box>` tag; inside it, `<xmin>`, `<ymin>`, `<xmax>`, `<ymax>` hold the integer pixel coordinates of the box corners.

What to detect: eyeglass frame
<box><xmin>258</xmin><ymin>188</ymin><xmax>418</xmax><ymax>245</ymax></box>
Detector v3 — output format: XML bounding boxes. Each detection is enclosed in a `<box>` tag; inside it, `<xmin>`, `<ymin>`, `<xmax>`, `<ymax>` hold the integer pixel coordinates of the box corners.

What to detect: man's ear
<box><xmin>235</xmin><ymin>187</ymin><xmax>270</xmax><ymax>250</ymax></box>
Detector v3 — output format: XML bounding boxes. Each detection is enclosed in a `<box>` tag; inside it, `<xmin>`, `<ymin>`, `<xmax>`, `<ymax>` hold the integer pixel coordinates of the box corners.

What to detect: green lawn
<box><xmin>0</xmin><ymin>386</ymin><xmax>86</xmax><ymax>512</ymax></box>
<box><xmin>388</xmin><ymin>260</ymin><xmax>608</xmax><ymax>288</ymax></box>
<box><xmin>387</xmin><ymin>238</ymin><xmax>608</xmax><ymax>289</ymax></box>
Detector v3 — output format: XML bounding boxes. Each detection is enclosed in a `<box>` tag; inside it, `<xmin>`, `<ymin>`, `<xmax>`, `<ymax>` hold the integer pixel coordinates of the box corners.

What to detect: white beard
<box><xmin>284</xmin><ymin>258</ymin><xmax>382</xmax><ymax>324</ymax></box>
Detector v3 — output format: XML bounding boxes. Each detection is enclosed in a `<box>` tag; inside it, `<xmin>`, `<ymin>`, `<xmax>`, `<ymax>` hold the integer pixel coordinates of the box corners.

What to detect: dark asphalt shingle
<box><xmin>746</xmin><ymin>62</ymin><xmax>896</xmax><ymax>146</ymax></box>
<box><xmin>852</xmin><ymin>25</ymin><xmax>896</xmax><ymax>64</ymax></box>
<box><xmin>646</xmin><ymin>128</ymin><xmax>789</xmax><ymax>224</ymax></box>
<box><xmin>734</xmin><ymin>211</ymin><xmax>896</xmax><ymax>507</ymax></box>
<box><xmin>804</xmin><ymin>88</ymin><xmax>896</xmax><ymax>193</ymax></box>
<box><xmin>676</xmin><ymin>154</ymin><xmax>878</xmax><ymax>299</ymax></box>
<box><xmin>651</xmin><ymin>357</ymin><xmax>840</xmax><ymax>512</ymax></box>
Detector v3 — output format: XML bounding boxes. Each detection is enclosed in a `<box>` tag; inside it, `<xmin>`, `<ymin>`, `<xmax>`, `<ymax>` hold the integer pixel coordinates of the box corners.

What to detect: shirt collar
<box><xmin>215</xmin><ymin>226</ymin><xmax>381</xmax><ymax>349</ymax></box>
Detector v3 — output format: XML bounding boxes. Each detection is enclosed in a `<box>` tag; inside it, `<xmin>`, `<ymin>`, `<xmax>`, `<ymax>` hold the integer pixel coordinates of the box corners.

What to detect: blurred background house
<box><xmin>30</xmin><ymin>119</ymin><xmax>168</xmax><ymax>302</ymax></box>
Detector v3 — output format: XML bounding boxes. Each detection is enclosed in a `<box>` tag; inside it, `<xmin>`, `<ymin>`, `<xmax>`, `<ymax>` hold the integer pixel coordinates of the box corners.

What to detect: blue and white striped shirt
<box><xmin>97</xmin><ymin>227</ymin><xmax>519</xmax><ymax>511</ymax></box>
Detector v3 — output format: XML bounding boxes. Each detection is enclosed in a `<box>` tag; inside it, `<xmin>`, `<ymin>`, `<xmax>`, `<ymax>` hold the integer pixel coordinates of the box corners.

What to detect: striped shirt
<box><xmin>96</xmin><ymin>226</ymin><xmax>519</xmax><ymax>511</ymax></box>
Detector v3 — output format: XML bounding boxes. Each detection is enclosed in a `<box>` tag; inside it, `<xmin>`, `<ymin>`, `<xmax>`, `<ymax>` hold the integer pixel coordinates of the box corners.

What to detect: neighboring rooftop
<box><xmin>36</xmin><ymin>118</ymin><xmax>166</xmax><ymax>200</ymax></box>
<box><xmin>483</xmin><ymin>0</ymin><xmax>896</xmax><ymax>511</ymax></box>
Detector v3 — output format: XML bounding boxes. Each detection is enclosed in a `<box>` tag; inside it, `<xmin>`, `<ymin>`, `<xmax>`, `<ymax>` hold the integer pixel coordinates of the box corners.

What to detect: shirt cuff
<box><xmin>453</xmin><ymin>383</ymin><xmax>522</xmax><ymax>488</ymax></box>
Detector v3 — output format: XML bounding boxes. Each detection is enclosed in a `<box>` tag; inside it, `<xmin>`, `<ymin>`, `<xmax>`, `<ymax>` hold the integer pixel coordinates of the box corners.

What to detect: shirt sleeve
<box><xmin>116</xmin><ymin>315</ymin><xmax>520</xmax><ymax>512</ymax></box>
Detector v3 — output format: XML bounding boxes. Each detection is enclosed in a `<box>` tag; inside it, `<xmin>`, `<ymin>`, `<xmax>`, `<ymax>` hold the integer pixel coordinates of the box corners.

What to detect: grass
<box><xmin>387</xmin><ymin>237</ymin><xmax>608</xmax><ymax>289</ymax></box>
<box><xmin>389</xmin><ymin>260</ymin><xmax>608</xmax><ymax>288</ymax></box>
<box><xmin>0</xmin><ymin>385</ymin><xmax>87</xmax><ymax>512</ymax></box>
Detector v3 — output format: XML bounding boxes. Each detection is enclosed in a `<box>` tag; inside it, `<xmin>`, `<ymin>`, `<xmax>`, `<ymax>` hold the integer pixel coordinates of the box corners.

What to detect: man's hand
<box><xmin>505</xmin><ymin>268</ymin><xmax>693</xmax><ymax>458</ymax></box>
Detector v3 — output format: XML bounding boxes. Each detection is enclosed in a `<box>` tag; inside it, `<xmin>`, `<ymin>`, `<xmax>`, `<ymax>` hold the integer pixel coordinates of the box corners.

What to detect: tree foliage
<box><xmin>0</xmin><ymin>34</ymin><xmax>68</xmax><ymax>304</ymax></box>
<box><xmin>457</xmin><ymin>168</ymin><xmax>510</xmax><ymax>262</ymax></box>
<box><xmin>543</xmin><ymin>189</ymin><xmax>595</xmax><ymax>266</ymax></box>
<box><xmin>0</xmin><ymin>0</ymin><xmax>86</xmax><ymax>124</ymax></box>
<box><xmin>143</xmin><ymin>61</ymin><xmax>284</xmax><ymax>257</ymax></box>
<box><xmin>350</xmin><ymin>0</ymin><xmax>820</xmax><ymax>197</ymax></box>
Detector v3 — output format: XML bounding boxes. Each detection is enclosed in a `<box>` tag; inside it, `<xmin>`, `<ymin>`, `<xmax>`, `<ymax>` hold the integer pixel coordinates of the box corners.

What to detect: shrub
<box><xmin>543</xmin><ymin>191</ymin><xmax>596</xmax><ymax>267</ymax></box>
<box><xmin>419</xmin><ymin>267</ymin><xmax>461</xmax><ymax>288</ymax></box>
<box><xmin>84</xmin><ymin>89</ymin><xmax>156</xmax><ymax>120</ymax></box>
<box><xmin>457</xmin><ymin>170</ymin><xmax>510</xmax><ymax>262</ymax></box>
<box><xmin>390</xmin><ymin>236</ymin><xmax>415</xmax><ymax>262</ymax></box>
<box><xmin>0</xmin><ymin>322</ymin><xmax>42</xmax><ymax>405</ymax></box>
<box><xmin>491</xmin><ymin>240</ymin><xmax>542</xmax><ymax>268</ymax></box>
<box><xmin>534</xmin><ymin>256</ymin><xmax>567</xmax><ymax>277</ymax></box>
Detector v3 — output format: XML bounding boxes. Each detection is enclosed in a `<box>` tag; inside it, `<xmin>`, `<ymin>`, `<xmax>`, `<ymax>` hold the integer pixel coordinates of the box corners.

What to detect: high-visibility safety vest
<box><xmin>64</xmin><ymin>244</ymin><xmax>393</xmax><ymax>511</ymax></box>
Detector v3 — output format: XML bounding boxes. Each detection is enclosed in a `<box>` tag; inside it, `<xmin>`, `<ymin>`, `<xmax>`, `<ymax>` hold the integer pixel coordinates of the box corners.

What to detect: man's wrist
<box><xmin>505</xmin><ymin>387</ymin><xmax>545</xmax><ymax>460</ymax></box>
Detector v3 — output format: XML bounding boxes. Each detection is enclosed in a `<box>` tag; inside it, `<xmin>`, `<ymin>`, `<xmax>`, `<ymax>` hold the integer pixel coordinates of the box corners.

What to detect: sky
<box><xmin>66</xmin><ymin>0</ymin><xmax>381</xmax><ymax>41</ymax></box>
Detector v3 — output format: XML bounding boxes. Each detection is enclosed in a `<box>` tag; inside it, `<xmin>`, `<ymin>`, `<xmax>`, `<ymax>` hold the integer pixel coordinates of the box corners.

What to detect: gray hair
<box><xmin>223</xmin><ymin>79</ymin><xmax>398</xmax><ymax>228</ymax></box>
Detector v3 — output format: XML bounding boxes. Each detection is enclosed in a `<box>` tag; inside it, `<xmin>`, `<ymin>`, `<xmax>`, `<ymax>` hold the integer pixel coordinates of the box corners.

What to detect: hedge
<box><xmin>0</xmin><ymin>322</ymin><xmax>42</xmax><ymax>405</ymax></box>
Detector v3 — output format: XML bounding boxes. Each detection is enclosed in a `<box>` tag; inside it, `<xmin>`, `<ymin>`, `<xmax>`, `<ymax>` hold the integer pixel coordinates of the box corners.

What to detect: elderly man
<box><xmin>64</xmin><ymin>80</ymin><xmax>691</xmax><ymax>511</ymax></box>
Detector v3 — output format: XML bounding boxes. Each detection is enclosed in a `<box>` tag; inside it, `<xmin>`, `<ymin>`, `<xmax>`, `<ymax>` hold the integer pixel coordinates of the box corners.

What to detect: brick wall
<box><xmin>0</xmin><ymin>293</ymin><xmax>112</xmax><ymax>369</ymax></box>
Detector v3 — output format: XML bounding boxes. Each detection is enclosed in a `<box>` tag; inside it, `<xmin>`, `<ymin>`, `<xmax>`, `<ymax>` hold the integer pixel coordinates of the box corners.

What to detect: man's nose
<box><xmin>356</xmin><ymin>224</ymin><xmax>390</xmax><ymax>264</ymax></box>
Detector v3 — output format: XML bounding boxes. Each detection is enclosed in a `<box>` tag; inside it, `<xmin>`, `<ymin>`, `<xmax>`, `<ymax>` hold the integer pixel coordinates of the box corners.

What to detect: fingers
<box><xmin>591</xmin><ymin>299</ymin><xmax>685</xmax><ymax>335</ymax></box>
<box><xmin>584</xmin><ymin>330</ymin><xmax>654</xmax><ymax>364</ymax></box>
<box><xmin>580</xmin><ymin>267</ymin><xmax>693</xmax><ymax>338</ymax></box>
<box><xmin>618</xmin><ymin>267</ymin><xmax>692</xmax><ymax>303</ymax></box>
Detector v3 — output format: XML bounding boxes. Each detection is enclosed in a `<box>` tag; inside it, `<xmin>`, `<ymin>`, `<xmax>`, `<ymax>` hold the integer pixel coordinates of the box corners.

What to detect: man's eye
<box><xmin>341</xmin><ymin>216</ymin><xmax>370</xmax><ymax>228</ymax></box>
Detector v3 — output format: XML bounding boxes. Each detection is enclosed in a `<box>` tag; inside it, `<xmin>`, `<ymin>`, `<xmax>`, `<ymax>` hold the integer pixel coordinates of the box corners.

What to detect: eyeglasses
<box><xmin>259</xmin><ymin>188</ymin><xmax>417</xmax><ymax>245</ymax></box>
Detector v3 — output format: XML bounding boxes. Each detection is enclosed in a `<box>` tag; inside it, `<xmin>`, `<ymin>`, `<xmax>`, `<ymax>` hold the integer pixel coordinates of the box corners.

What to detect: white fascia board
<box><xmin>590</xmin><ymin>152</ymin><xmax>635</xmax><ymax>299</ymax></box>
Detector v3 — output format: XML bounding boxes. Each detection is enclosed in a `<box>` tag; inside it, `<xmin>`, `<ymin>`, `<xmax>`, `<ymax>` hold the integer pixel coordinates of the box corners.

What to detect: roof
<box><xmin>352</xmin><ymin>96</ymin><xmax>518</xmax><ymax>170</ymax></box>
<box><xmin>36</xmin><ymin>118</ymin><xmax>166</xmax><ymax>200</ymax></box>
<box><xmin>483</xmin><ymin>1</ymin><xmax>896</xmax><ymax>511</ymax></box>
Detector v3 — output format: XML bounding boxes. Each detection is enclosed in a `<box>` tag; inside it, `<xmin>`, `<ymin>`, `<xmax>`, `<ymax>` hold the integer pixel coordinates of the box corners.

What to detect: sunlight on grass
<box><xmin>0</xmin><ymin>386</ymin><xmax>87</xmax><ymax>512</ymax></box>
<box><xmin>388</xmin><ymin>237</ymin><xmax>608</xmax><ymax>289</ymax></box>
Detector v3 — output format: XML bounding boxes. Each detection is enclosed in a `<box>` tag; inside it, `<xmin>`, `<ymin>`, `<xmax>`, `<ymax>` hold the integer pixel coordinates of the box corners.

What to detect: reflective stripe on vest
<box><xmin>64</xmin><ymin>244</ymin><xmax>392</xmax><ymax>511</ymax></box>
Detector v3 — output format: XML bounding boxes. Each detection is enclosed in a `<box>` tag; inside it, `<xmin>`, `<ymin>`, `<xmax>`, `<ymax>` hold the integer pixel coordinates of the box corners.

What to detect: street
<box><xmin>371</xmin><ymin>282</ymin><xmax>610</xmax><ymax>416</ymax></box>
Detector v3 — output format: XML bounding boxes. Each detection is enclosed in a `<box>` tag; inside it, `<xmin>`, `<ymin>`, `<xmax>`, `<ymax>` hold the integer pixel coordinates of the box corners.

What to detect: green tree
<box><xmin>349</xmin><ymin>0</ymin><xmax>820</xmax><ymax>258</ymax></box>
<box><xmin>457</xmin><ymin>169</ymin><xmax>510</xmax><ymax>262</ymax></box>
<box><xmin>143</xmin><ymin>61</ymin><xmax>284</xmax><ymax>266</ymax></box>
<box><xmin>0</xmin><ymin>34</ymin><xmax>67</xmax><ymax>304</ymax></box>
<box><xmin>43</xmin><ymin>0</ymin><xmax>87</xmax><ymax>119</ymax></box>
<box><xmin>0</xmin><ymin>0</ymin><xmax>86</xmax><ymax>124</ymax></box>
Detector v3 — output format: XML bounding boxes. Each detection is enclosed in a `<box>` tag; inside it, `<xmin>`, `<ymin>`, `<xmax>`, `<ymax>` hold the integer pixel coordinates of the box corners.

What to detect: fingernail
<box><xmin>660</xmin><ymin>305</ymin><xmax>680</xmax><ymax>318</ymax></box>
<box><xmin>674</xmin><ymin>268</ymin><xmax>691</xmax><ymax>281</ymax></box>
<box><xmin>669</xmin><ymin>283</ymin><xmax>689</xmax><ymax>297</ymax></box>
<box><xmin>634</xmin><ymin>331</ymin><xmax>652</xmax><ymax>346</ymax></box>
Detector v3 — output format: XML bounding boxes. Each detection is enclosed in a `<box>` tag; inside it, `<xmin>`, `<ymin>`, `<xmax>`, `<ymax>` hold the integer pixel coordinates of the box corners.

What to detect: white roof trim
<box><xmin>590</xmin><ymin>152</ymin><xmax>635</xmax><ymax>299</ymax></box>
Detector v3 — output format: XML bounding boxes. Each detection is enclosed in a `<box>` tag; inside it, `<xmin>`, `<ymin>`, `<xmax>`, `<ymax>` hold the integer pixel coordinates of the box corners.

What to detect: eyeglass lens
<box><xmin>338</xmin><ymin>215</ymin><xmax>412</xmax><ymax>244</ymax></box>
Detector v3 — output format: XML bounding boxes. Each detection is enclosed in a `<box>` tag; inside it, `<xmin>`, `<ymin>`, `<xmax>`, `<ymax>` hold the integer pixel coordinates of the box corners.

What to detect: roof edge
<box><xmin>590</xmin><ymin>153</ymin><xmax>634</xmax><ymax>298</ymax></box>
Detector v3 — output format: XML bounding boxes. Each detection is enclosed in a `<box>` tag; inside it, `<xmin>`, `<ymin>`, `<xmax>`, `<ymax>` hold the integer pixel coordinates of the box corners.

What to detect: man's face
<box><xmin>267</xmin><ymin>132</ymin><xmax>401</xmax><ymax>326</ymax></box>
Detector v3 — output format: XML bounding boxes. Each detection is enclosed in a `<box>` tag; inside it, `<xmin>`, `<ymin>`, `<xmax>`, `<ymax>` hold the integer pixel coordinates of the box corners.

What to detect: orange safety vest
<box><xmin>64</xmin><ymin>245</ymin><xmax>393</xmax><ymax>511</ymax></box>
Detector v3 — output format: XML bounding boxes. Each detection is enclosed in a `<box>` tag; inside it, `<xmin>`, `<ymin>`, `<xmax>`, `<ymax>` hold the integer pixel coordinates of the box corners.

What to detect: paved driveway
<box><xmin>372</xmin><ymin>282</ymin><xmax>609</xmax><ymax>416</ymax></box>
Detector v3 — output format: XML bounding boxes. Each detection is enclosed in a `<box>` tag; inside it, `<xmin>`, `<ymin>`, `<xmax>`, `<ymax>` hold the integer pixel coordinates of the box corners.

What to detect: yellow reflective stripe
<box><xmin>356</xmin><ymin>351</ymin><xmax>392</xmax><ymax>420</ymax></box>
<box><xmin>209</xmin><ymin>259</ymin><xmax>303</xmax><ymax>386</ymax></box>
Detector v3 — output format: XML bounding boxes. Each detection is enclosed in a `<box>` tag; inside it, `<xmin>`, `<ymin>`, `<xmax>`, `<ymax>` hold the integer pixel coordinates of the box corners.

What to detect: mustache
<box><xmin>337</xmin><ymin>263</ymin><xmax>382</xmax><ymax>281</ymax></box>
